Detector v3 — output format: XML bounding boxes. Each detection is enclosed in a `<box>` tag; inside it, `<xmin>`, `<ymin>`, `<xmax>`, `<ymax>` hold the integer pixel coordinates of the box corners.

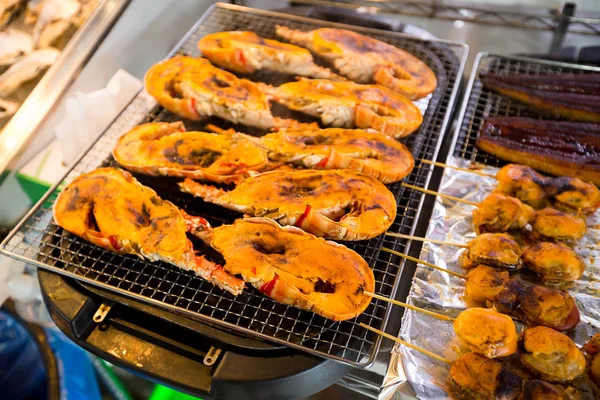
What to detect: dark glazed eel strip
<box><xmin>476</xmin><ymin>117</ymin><xmax>600</xmax><ymax>185</ymax></box>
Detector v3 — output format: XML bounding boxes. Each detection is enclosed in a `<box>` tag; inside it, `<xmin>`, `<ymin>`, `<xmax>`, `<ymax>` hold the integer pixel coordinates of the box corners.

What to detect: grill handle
<box><xmin>39</xmin><ymin>271</ymin><xmax>350</xmax><ymax>399</ymax></box>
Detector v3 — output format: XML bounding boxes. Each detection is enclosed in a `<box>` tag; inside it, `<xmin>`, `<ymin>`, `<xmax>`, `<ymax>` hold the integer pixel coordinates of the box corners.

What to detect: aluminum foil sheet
<box><xmin>381</xmin><ymin>156</ymin><xmax>600</xmax><ymax>399</ymax></box>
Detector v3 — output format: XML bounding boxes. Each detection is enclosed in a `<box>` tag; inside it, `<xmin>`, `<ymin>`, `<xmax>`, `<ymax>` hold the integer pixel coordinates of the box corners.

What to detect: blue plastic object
<box><xmin>0</xmin><ymin>310</ymin><xmax>47</xmax><ymax>399</ymax></box>
<box><xmin>46</xmin><ymin>327</ymin><xmax>102</xmax><ymax>400</ymax></box>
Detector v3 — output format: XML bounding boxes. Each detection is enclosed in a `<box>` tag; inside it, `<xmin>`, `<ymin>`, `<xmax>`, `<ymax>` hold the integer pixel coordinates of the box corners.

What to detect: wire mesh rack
<box><xmin>0</xmin><ymin>3</ymin><xmax>467</xmax><ymax>367</ymax></box>
<box><xmin>450</xmin><ymin>51</ymin><xmax>600</xmax><ymax>167</ymax></box>
<box><xmin>289</xmin><ymin>0</ymin><xmax>600</xmax><ymax>36</ymax></box>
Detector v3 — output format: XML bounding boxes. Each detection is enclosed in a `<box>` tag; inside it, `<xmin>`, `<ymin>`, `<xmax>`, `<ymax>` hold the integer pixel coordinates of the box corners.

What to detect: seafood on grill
<box><xmin>477</xmin><ymin>117</ymin><xmax>600</xmax><ymax>185</ymax></box>
<box><xmin>472</xmin><ymin>193</ymin><xmax>535</xmax><ymax>235</ymax></box>
<box><xmin>114</xmin><ymin>122</ymin><xmax>415</xmax><ymax>184</ymax></box>
<box><xmin>53</xmin><ymin>167</ymin><xmax>246</xmax><ymax>295</ymax></box>
<box><xmin>448</xmin><ymin>352</ymin><xmax>523</xmax><ymax>400</ymax></box>
<box><xmin>522</xmin><ymin>242</ymin><xmax>586</xmax><ymax>283</ymax></box>
<box><xmin>520</xmin><ymin>326</ymin><xmax>587</xmax><ymax>383</ymax></box>
<box><xmin>472</xmin><ymin>192</ymin><xmax>588</xmax><ymax>241</ymax></box>
<box><xmin>198</xmin><ymin>31</ymin><xmax>343</xmax><ymax>80</ymax></box>
<box><xmin>0</xmin><ymin>28</ymin><xmax>33</xmax><ymax>70</ymax></box>
<box><xmin>191</xmin><ymin>217</ymin><xmax>375</xmax><ymax>321</ymax></box>
<box><xmin>583</xmin><ymin>334</ymin><xmax>600</xmax><ymax>387</ymax></box>
<box><xmin>112</xmin><ymin>121</ymin><xmax>270</xmax><ymax>183</ymax></box>
<box><xmin>0</xmin><ymin>48</ymin><xmax>59</xmax><ymax>97</ymax></box>
<box><xmin>144</xmin><ymin>56</ymin><xmax>304</xmax><ymax>130</ymax></box>
<box><xmin>0</xmin><ymin>0</ymin><xmax>24</xmax><ymax>29</ymax></box>
<box><xmin>484</xmin><ymin>73</ymin><xmax>600</xmax><ymax>123</ymax></box>
<box><xmin>495</xmin><ymin>163</ymin><xmax>600</xmax><ymax>214</ymax></box>
<box><xmin>464</xmin><ymin>265</ymin><xmax>580</xmax><ymax>331</ymax></box>
<box><xmin>459</xmin><ymin>232</ymin><xmax>523</xmax><ymax>270</ymax></box>
<box><xmin>179</xmin><ymin>169</ymin><xmax>397</xmax><ymax>241</ymax></box>
<box><xmin>260</xmin><ymin>127</ymin><xmax>414</xmax><ymax>183</ymax></box>
<box><xmin>275</xmin><ymin>26</ymin><xmax>437</xmax><ymax>100</ymax></box>
<box><xmin>263</xmin><ymin>79</ymin><xmax>423</xmax><ymax>138</ymax></box>
<box><xmin>452</xmin><ymin>307</ymin><xmax>518</xmax><ymax>358</ymax></box>
<box><xmin>458</xmin><ymin>233</ymin><xmax>586</xmax><ymax>284</ymax></box>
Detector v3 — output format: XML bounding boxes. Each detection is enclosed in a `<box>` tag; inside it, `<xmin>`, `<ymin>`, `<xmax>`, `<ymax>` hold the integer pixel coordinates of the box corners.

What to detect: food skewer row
<box><xmin>381</xmin><ymin>247</ymin><xmax>580</xmax><ymax>332</ymax></box>
<box><xmin>362</xmin><ymin>323</ymin><xmax>592</xmax><ymax>399</ymax></box>
<box><xmin>420</xmin><ymin>160</ymin><xmax>600</xmax><ymax>214</ymax></box>
<box><xmin>386</xmin><ymin>232</ymin><xmax>587</xmax><ymax>284</ymax></box>
<box><xmin>366</xmin><ymin>291</ymin><xmax>518</xmax><ymax>358</ymax></box>
<box><xmin>405</xmin><ymin>184</ymin><xmax>588</xmax><ymax>241</ymax></box>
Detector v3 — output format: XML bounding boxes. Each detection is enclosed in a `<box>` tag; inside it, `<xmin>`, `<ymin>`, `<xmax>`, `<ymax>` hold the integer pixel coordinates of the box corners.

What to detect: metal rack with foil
<box><xmin>0</xmin><ymin>3</ymin><xmax>468</xmax><ymax>368</ymax></box>
<box><xmin>383</xmin><ymin>53</ymin><xmax>600</xmax><ymax>398</ymax></box>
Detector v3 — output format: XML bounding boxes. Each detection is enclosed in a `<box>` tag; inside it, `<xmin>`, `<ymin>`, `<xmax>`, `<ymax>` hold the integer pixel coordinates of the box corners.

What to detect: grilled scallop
<box><xmin>520</xmin><ymin>326</ymin><xmax>586</xmax><ymax>383</ymax></box>
<box><xmin>449</xmin><ymin>352</ymin><xmax>522</xmax><ymax>400</ymax></box>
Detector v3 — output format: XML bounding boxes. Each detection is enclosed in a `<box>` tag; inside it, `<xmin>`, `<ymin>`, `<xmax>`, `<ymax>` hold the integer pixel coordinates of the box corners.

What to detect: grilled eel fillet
<box><xmin>276</xmin><ymin>26</ymin><xmax>437</xmax><ymax>100</ymax></box>
<box><xmin>198</xmin><ymin>31</ymin><xmax>343</xmax><ymax>80</ymax></box>
<box><xmin>483</xmin><ymin>73</ymin><xmax>600</xmax><ymax>123</ymax></box>
<box><xmin>477</xmin><ymin>117</ymin><xmax>600</xmax><ymax>185</ymax></box>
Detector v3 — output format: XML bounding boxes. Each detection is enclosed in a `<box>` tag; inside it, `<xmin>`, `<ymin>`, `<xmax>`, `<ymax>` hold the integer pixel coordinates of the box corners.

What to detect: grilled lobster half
<box><xmin>144</xmin><ymin>56</ymin><xmax>304</xmax><ymax>130</ymax></box>
<box><xmin>52</xmin><ymin>167</ymin><xmax>246</xmax><ymax>295</ymax></box>
<box><xmin>261</xmin><ymin>127</ymin><xmax>414</xmax><ymax>183</ymax></box>
<box><xmin>113</xmin><ymin>122</ymin><xmax>414</xmax><ymax>184</ymax></box>
<box><xmin>198</xmin><ymin>31</ymin><xmax>343</xmax><ymax>80</ymax></box>
<box><xmin>112</xmin><ymin>121</ymin><xmax>269</xmax><ymax>183</ymax></box>
<box><xmin>276</xmin><ymin>26</ymin><xmax>437</xmax><ymax>100</ymax></box>
<box><xmin>192</xmin><ymin>218</ymin><xmax>375</xmax><ymax>321</ymax></box>
<box><xmin>53</xmin><ymin>167</ymin><xmax>374</xmax><ymax>320</ymax></box>
<box><xmin>179</xmin><ymin>169</ymin><xmax>397</xmax><ymax>241</ymax></box>
<box><xmin>263</xmin><ymin>79</ymin><xmax>423</xmax><ymax>138</ymax></box>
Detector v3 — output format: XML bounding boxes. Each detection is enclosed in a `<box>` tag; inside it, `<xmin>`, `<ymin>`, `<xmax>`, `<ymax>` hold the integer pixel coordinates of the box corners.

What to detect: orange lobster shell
<box><xmin>264</xmin><ymin>79</ymin><xmax>423</xmax><ymax>138</ymax></box>
<box><xmin>52</xmin><ymin>167</ymin><xmax>245</xmax><ymax>295</ymax></box>
<box><xmin>144</xmin><ymin>56</ymin><xmax>303</xmax><ymax>130</ymax></box>
<box><xmin>112</xmin><ymin>121</ymin><xmax>269</xmax><ymax>183</ymax></box>
<box><xmin>198</xmin><ymin>31</ymin><xmax>342</xmax><ymax>80</ymax></box>
<box><xmin>276</xmin><ymin>26</ymin><xmax>437</xmax><ymax>100</ymax></box>
<box><xmin>179</xmin><ymin>169</ymin><xmax>397</xmax><ymax>241</ymax></box>
<box><xmin>197</xmin><ymin>218</ymin><xmax>375</xmax><ymax>321</ymax></box>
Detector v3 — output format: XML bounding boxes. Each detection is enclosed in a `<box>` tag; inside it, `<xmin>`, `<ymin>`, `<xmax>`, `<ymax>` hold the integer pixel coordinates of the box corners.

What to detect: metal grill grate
<box><xmin>0</xmin><ymin>3</ymin><xmax>467</xmax><ymax>367</ymax></box>
<box><xmin>452</xmin><ymin>52</ymin><xmax>600</xmax><ymax>167</ymax></box>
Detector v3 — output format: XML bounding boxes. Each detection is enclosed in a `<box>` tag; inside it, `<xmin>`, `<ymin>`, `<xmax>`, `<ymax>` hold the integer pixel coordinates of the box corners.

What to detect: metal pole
<box><xmin>550</xmin><ymin>2</ymin><xmax>576</xmax><ymax>54</ymax></box>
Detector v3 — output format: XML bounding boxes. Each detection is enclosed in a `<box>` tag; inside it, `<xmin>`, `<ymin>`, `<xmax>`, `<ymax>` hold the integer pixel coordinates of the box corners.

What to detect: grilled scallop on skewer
<box><xmin>405</xmin><ymin>184</ymin><xmax>588</xmax><ymax>241</ymax></box>
<box><xmin>423</xmin><ymin>161</ymin><xmax>600</xmax><ymax>214</ymax></box>
<box><xmin>387</xmin><ymin>231</ymin><xmax>586</xmax><ymax>283</ymax></box>
<box><xmin>382</xmin><ymin>249</ymin><xmax>581</xmax><ymax>331</ymax></box>
<box><xmin>367</xmin><ymin>292</ymin><xmax>518</xmax><ymax>359</ymax></box>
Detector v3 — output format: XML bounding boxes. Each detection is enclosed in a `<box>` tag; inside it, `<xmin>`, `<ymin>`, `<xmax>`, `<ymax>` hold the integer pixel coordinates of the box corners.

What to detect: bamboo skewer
<box><xmin>385</xmin><ymin>232</ymin><xmax>468</xmax><ymax>248</ymax></box>
<box><xmin>364</xmin><ymin>291</ymin><xmax>454</xmax><ymax>321</ymax></box>
<box><xmin>359</xmin><ymin>323</ymin><xmax>452</xmax><ymax>364</ymax></box>
<box><xmin>419</xmin><ymin>159</ymin><xmax>496</xmax><ymax>178</ymax></box>
<box><xmin>381</xmin><ymin>247</ymin><xmax>467</xmax><ymax>279</ymax></box>
<box><xmin>401</xmin><ymin>183</ymin><xmax>479</xmax><ymax>206</ymax></box>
